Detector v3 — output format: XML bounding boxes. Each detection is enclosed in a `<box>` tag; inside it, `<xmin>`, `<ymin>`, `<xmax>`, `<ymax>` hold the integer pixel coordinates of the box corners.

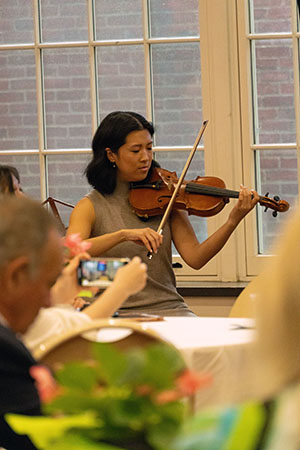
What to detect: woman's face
<box><xmin>108</xmin><ymin>129</ymin><xmax>153</xmax><ymax>182</ymax></box>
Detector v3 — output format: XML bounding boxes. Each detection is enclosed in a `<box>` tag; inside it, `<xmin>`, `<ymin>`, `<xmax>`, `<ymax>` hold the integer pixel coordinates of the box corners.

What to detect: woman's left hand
<box><xmin>228</xmin><ymin>185</ymin><xmax>260</xmax><ymax>226</ymax></box>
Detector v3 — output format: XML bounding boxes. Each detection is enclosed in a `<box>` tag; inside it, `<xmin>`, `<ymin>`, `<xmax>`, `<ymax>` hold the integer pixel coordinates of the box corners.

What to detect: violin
<box><xmin>129</xmin><ymin>120</ymin><xmax>289</xmax><ymax>259</ymax></box>
<box><xmin>129</xmin><ymin>167</ymin><xmax>290</xmax><ymax>219</ymax></box>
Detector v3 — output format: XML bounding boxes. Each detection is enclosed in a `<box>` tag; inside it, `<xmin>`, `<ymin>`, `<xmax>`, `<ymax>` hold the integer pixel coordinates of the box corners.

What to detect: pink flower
<box><xmin>30</xmin><ymin>365</ymin><xmax>61</xmax><ymax>403</ymax></box>
<box><xmin>155</xmin><ymin>389</ymin><xmax>181</xmax><ymax>405</ymax></box>
<box><xmin>176</xmin><ymin>369</ymin><xmax>212</xmax><ymax>396</ymax></box>
<box><xmin>154</xmin><ymin>370</ymin><xmax>212</xmax><ymax>405</ymax></box>
<box><xmin>63</xmin><ymin>233</ymin><xmax>91</xmax><ymax>257</ymax></box>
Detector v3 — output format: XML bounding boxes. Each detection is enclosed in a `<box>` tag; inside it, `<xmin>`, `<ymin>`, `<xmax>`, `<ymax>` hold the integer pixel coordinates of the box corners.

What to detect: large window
<box><xmin>237</xmin><ymin>0</ymin><xmax>299</xmax><ymax>274</ymax></box>
<box><xmin>0</xmin><ymin>0</ymin><xmax>299</xmax><ymax>281</ymax></box>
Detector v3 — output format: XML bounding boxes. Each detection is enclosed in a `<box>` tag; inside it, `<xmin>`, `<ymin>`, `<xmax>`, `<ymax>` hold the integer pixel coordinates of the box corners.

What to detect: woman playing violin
<box><xmin>67</xmin><ymin>111</ymin><xmax>259</xmax><ymax>317</ymax></box>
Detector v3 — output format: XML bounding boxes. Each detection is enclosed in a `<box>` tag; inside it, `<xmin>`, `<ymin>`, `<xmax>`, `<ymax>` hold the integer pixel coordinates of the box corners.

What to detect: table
<box><xmin>138</xmin><ymin>317</ymin><xmax>257</xmax><ymax>410</ymax></box>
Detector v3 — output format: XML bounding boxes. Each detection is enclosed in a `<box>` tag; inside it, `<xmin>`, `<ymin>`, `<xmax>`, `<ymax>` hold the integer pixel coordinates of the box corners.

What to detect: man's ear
<box><xmin>1</xmin><ymin>256</ymin><xmax>31</xmax><ymax>292</ymax></box>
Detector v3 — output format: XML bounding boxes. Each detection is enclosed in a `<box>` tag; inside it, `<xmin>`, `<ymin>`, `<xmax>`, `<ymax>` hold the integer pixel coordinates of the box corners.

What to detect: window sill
<box><xmin>177</xmin><ymin>281</ymin><xmax>248</xmax><ymax>297</ymax></box>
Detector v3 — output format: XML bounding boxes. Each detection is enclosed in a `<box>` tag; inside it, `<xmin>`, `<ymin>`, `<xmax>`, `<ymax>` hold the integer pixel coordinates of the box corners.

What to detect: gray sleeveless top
<box><xmin>87</xmin><ymin>180</ymin><xmax>195</xmax><ymax>316</ymax></box>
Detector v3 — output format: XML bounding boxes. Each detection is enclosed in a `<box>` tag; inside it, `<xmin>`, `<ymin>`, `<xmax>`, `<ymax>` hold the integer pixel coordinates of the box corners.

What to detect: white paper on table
<box><xmin>96</xmin><ymin>327</ymin><xmax>133</xmax><ymax>342</ymax></box>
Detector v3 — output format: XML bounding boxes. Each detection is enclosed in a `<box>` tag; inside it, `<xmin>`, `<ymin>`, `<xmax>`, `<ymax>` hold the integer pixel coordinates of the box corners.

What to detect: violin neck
<box><xmin>186</xmin><ymin>182</ymin><xmax>239</xmax><ymax>199</ymax></box>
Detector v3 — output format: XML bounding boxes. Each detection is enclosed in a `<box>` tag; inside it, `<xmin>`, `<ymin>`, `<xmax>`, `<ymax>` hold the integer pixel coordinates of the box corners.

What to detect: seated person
<box><xmin>0</xmin><ymin>196</ymin><xmax>146</xmax><ymax>450</ymax></box>
<box><xmin>0</xmin><ymin>196</ymin><xmax>63</xmax><ymax>449</ymax></box>
<box><xmin>0</xmin><ymin>164</ymin><xmax>23</xmax><ymax>197</ymax></box>
<box><xmin>23</xmin><ymin>254</ymin><xmax>147</xmax><ymax>353</ymax></box>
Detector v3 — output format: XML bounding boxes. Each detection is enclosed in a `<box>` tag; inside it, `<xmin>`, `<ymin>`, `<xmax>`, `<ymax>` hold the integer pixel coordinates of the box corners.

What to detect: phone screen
<box><xmin>77</xmin><ymin>258</ymin><xmax>129</xmax><ymax>287</ymax></box>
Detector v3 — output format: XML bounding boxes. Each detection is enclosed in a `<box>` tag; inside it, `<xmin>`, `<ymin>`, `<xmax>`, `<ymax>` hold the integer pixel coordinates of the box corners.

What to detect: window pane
<box><xmin>40</xmin><ymin>0</ymin><xmax>88</xmax><ymax>42</ymax></box>
<box><xmin>149</xmin><ymin>0</ymin><xmax>199</xmax><ymax>38</ymax></box>
<box><xmin>252</xmin><ymin>39</ymin><xmax>295</xmax><ymax>144</ymax></box>
<box><xmin>43</xmin><ymin>48</ymin><xmax>92</xmax><ymax>149</ymax></box>
<box><xmin>0</xmin><ymin>0</ymin><xmax>34</xmax><ymax>45</ymax></box>
<box><xmin>255</xmin><ymin>149</ymin><xmax>298</xmax><ymax>254</ymax></box>
<box><xmin>47</xmin><ymin>154</ymin><xmax>91</xmax><ymax>227</ymax></box>
<box><xmin>0</xmin><ymin>154</ymin><xmax>41</xmax><ymax>200</ymax></box>
<box><xmin>97</xmin><ymin>46</ymin><xmax>146</xmax><ymax>119</ymax></box>
<box><xmin>154</xmin><ymin>150</ymin><xmax>207</xmax><ymax>250</ymax></box>
<box><xmin>151</xmin><ymin>43</ymin><xmax>202</xmax><ymax>146</ymax></box>
<box><xmin>0</xmin><ymin>50</ymin><xmax>38</xmax><ymax>151</ymax></box>
<box><xmin>95</xmin><ymin>0</ymin><xmax>143</xmax><ymax>40</ymax></box>
<box><xmin>249</xmin><ymin>0</ymin><xmax>291</xmax><ymax>34</ymax></box>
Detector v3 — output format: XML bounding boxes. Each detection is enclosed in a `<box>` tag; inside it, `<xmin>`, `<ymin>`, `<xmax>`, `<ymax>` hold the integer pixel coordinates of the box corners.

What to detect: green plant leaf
<box><xmin>45</xmin><ymin>432</ymin><xmax>126</xmax><ymax>450</ymax></box>
<box><xmin>45</xmin><ymin>390</ymin><xmax>105</xmax><ymax>415</ymax></box>
<box><xmin>92</xmin><ymin>342</ymin><xmax>129</xmax><ymax>385</ymax></box>
<box><xmin>225</xmin><ymin>403</ymin><xmax>267</xmax><ymax>450</ymax></box>
<box><xmin>141</xmin><ymin>344</ymin><xmax>185</xmax><ymax>389</ymax></box>
<box><xmin>5</xmin><ymin>412</ymin><xmax>98</xmax><ymax>447</ymax></box>
<box><xmin>55</xmin><ymin>361</ymin><xmax>98</xmax><ymax>391</ymax></box>
<box><xmin>15</xmin><ymin>342</ymin><xmax>192</xmax><ymax>450</ymax></box>
<box><xmin>147</xmin><ymin>419</ymin><xmax>181</xmax><ymax>450</ymax></box>
<box><xmin>116</xmin><ymin>349</ymin><xmax>146</xmax><ymax>385</ymax></box>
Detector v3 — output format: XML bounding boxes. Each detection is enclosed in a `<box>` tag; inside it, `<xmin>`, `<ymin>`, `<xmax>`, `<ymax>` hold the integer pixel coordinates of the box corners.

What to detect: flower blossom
<box><xmin>63</xmin><ymin>233</ymin><xmax>91</xmax><ymax>257</ymax></box>
<box><xmin>176</xmin><ymin>369</ymin><xmax>212</xmax><ymax>396</ymax></box>
<box><xmin>30</xmin><ymin>365</ymin><xmax>61</xmax><ymax>403</ymax></box>
<box><xmin>155</xmin><ymin>369</ymin><xmax>212</xmax><ymax>405</ymax></box>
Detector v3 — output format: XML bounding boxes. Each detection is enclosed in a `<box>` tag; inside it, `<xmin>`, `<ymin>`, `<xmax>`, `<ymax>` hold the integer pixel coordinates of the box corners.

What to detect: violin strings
<box><xmin>186</xmin><ymin>182</ymin><xmax>239</xmax><ymax>198</ymax></box>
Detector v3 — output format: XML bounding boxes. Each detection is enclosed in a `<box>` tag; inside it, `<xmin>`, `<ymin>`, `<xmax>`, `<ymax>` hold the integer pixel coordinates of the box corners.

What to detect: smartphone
<box><xmin>77</xmin><ymin>257</ymin><xmax>130</xmax><ymax>287</ymax></box>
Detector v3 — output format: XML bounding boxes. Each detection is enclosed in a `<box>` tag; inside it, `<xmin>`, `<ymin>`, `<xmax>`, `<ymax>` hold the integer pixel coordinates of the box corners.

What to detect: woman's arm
<box><xmin>171</xmin><ymin>186</ymin><xmax>259</xmax><ymax>270</ymax></box>
<box><xmin>67</xmin><ymin>197</ymin><xmax>163</xmax><ymax>256</ymax></box>
<box><xmin>51</xmin><ymin>254</ymin><xmax>147</xmax><ymax>318</ymax></box>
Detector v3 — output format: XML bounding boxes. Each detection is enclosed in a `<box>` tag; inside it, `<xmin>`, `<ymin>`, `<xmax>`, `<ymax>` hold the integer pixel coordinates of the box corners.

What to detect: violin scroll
<box><xmin>259</xmin><ymin>192</ymin><xmax>290</xmax><ymax>218</ymax></box>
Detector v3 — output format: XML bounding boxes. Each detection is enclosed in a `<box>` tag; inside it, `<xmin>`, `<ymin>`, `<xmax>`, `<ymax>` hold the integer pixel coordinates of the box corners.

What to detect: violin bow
<box><xmin>148</xmin><ymin>119</ymin><xmax>209</xmax><ymax>259</ymax></box>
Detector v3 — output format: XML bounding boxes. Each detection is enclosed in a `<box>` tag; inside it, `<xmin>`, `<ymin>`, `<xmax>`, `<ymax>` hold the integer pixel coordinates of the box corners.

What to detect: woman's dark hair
<box><xmin>85</xmin><ymin>111</ymin><xmax>156</xmax><ymax>194</ymax></box>
<box><xmin>0</xmin><ymin>165</ymin><xmax>21</xmax><ymax>195</ymax></box>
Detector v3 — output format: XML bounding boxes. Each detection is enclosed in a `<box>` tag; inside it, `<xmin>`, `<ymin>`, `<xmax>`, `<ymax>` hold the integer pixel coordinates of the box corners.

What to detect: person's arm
<box><xmin>67</xmin><ymin>197</ymin><xmax>163</xmax><ymax>255</ymax></box>
<box><xmin>50</xmin><ymin>254</ymin><xmax>86</xmax><ymax>306</ymax></box>
<box><xmin>82</xmin><ymin>256</ymin><xmax>147</xmax><ymax>318</ymax></box>
<box><xmin>171</xmin><ymin>185</ymin><xmax>259</xmax><ymax>270</ymax></box>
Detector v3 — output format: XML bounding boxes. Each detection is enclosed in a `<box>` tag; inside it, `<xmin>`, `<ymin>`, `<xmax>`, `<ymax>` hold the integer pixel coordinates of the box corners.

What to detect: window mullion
<box><xmin>142</xmin><ymin>0</ymin><xmax>153</xmax><ymax>125</ymax></box>
<box><xmin>87</xmin><ymin>0</ymin><xmax>98</xmax><ymax>132</ymax></box>
<box><xmin>33</xmin><ymin>0</ymin><xmax>47</xmax><ymax>201</ymax></box>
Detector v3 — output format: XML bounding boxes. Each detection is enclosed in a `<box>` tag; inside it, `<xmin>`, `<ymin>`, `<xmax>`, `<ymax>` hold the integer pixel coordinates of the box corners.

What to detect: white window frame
<box><xmin>2</xmin><ymin>0</ymin><xmax>296</xmax><ymax>282</ymax></box>
<box><xmin>236</xmin><ymin>0</ymin><xmax>300</xmax><ymax>277</ymax></box>
<box><xmin>174</xmin><ymin>0</ymin><xmax>249</xmax><ymax>283</ymax></box>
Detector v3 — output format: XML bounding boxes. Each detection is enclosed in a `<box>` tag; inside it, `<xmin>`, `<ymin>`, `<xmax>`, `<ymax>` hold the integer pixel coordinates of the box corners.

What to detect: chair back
<box><xmin>34</xmin><ymin>318</ymin><xmax>198</xmax><ymax>413</ymax></box>
<box><xmin>33</xmin><ymin>318</ymin><xmax>171</xmax><ymax>370</ymax></box>
<box><xmin>229</xmin><ymin>277</ymin><xmax>262</xmax><ymax>318</ymax></box>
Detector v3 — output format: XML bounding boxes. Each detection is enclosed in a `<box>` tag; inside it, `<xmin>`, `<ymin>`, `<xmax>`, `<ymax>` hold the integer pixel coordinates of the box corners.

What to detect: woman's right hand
<box><xmin>122</xmin><ymin>228</ymin><xmax>163</xmax><ymax>254</ymax></box>
<box><xmin>113</xmin><ymin>256</ymin><xmax>147</xmax><ymax>297</ymax></box>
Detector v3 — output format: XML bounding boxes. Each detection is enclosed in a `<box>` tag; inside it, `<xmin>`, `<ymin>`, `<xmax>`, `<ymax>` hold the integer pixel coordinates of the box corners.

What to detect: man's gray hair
<box><xmin>0</xmin><ymin>196</ymin><xmax>59</xmax><ymax>275</ymax></box>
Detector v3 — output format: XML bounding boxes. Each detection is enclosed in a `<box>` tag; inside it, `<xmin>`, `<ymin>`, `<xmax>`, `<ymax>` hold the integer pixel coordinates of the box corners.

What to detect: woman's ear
<box><xmin>105</xmin><ymin>148</ymin><xmax>115</xmax><ymax>164</ymax></box>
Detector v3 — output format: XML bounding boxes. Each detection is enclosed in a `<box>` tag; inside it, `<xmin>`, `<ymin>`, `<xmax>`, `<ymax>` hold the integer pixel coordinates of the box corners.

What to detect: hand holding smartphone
<box><xmin>77</xmin><ymin>257</ymin><xmax>130</xmax><ymax>287</ymax></box>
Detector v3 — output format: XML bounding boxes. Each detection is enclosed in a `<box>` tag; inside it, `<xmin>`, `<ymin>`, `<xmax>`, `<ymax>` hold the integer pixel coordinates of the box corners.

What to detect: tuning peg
<box><xmin>264</xmin><ymin>207</ymin><xmax>269</xmax><ymax>213</ymax></box>
<box><xmin>273</xmin><ymin>195</ymin><xmax>280</xmax><ymax>201</ymax></box>
<box><xmin>272</xmin><ymin>211</ymin><xmax>278</xmax><ymax>218</ymax></box>
<box><xmin>265</xmin><ymin>192</ymin><xmax>269</xmax><ymax>197</ymax></box>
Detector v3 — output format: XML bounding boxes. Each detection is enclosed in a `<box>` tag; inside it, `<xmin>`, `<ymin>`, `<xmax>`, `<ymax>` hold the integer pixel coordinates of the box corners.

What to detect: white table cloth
<box><xmin>138</xmin><ymin>317</ymin><xmax>257</xmax><ymax>410</ymax></box>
